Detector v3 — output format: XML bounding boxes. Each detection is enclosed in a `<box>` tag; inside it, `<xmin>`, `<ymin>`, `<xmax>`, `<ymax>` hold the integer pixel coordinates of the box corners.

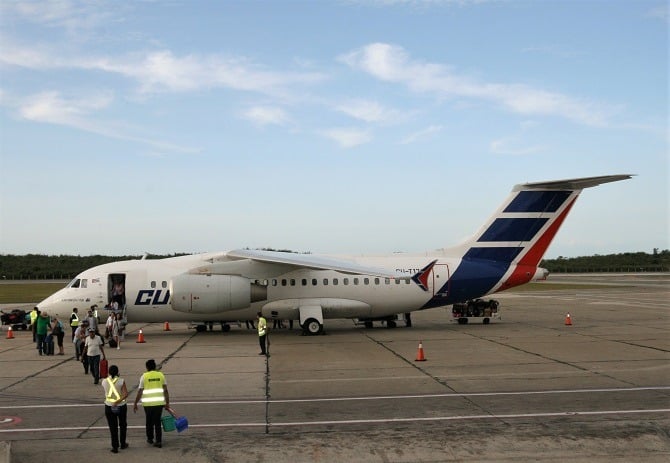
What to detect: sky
<box><xmin>0</xmin><ymin>0</ymin><xmax>667</xmax><ymax>258</ymax></box>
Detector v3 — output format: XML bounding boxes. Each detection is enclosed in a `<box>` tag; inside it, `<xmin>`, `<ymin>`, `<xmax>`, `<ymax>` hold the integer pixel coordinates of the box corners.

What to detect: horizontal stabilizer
<box><xmin>514</xmin><ymin>174</ymin><xmax>633</xmax><ymax>191</ymax></box>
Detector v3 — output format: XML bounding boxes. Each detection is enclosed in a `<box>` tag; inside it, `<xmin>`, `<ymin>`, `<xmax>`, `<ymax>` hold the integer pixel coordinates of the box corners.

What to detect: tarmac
<box><xmin>0</xmin><ymin>273</ymin><xmax>669</xmax><ymax>462</ymax></box>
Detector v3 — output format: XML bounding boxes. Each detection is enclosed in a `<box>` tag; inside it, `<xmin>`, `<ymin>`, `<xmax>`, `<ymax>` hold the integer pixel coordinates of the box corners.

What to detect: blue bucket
<box><xmin>175</xmin><ymin>416</ymin><xmax>188</xmax><ymax>433</ymax></box>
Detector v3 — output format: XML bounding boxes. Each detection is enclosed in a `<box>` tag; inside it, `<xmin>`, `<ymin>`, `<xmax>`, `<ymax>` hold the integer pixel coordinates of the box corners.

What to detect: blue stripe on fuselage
<box><xmin>421</xmin><ymin>247</ymin><xmax>520</xmax><ymax>309</ymax></box>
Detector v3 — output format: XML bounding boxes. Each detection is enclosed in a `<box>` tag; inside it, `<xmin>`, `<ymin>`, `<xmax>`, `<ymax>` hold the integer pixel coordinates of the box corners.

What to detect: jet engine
<box><xmin>170</xmin><ymin>274</ymin><xmax>251</xmax><ymax>314</ymax></box>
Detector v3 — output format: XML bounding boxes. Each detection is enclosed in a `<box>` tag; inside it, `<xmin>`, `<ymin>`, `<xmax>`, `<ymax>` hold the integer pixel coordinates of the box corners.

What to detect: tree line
<box><xmin>540</xmin><ymin>249</ymin><xmax>669</xmax><ymax>273</ymax></box>
<box><xmin>0</xmin><ymin>249</ymin><xmax>667</xmax><ymax>280</ymax></box>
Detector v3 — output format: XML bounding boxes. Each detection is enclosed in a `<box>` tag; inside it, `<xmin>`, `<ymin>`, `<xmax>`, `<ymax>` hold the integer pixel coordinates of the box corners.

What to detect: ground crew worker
<box><xmin>103</xmin><ymin>365</ymin><xmax>129</xmax><ymax>454</ymax></box>
<box><xmin>133</xmin><ymin>359</ymin><xmax>170</xmax><ymax>449</ymax></box>
<box><xmin>30</xmin><ymin>307</ymin><xmax>39</xmax><ymax>342</ymax></box>
<box><xmin>257</xmin><ymin>311</ymin><xmax>268</xmax><ymax>356</ymax></box>
<box><xmin>70</xmin><ymin>308</ymin><xmax>79</xmax><ymax>341</ymax></box>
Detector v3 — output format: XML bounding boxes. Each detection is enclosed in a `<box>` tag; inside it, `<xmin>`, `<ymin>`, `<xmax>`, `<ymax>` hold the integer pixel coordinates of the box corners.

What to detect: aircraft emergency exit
<box><xmin>37</xmin><ymin>175</ymin><xmax>631</xmax><ymax>335</ymax></box>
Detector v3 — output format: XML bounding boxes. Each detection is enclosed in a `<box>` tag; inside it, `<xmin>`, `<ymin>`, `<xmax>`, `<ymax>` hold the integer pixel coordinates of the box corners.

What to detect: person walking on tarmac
<box><xmin>69</xmin><ymin>308</ymin><xmax>79</xmax><ymax>341</ymax></box>
<box><xmin>257</xmin><ymin>312</ymin><xmax>268</xmax><ymax>356</ymax></box>
<box><xmin>84</xmin><ymin>328</ymin><xmax>106</xmax><ymax>384</ymax></box>
<box><xmin>30</xmin><ymin>307</ymin><xmax>39</xmax><ymax>342</ymax></box>
<box><xmin>133</xmin><ymin>359</ymin><xmax>170</xmax><ymax>449</ymax></box>
<box><xmin>103</xmin><ymin>365</ymin><xmax>129</xmax><ymax>454</ymax></box>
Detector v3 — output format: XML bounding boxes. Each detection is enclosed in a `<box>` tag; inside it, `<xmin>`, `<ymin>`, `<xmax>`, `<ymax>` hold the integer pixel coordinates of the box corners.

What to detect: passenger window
<box><xmin>81</xmin><ymin>279</ymin><xmax>88</xmax><ymax>288</ymax></box>
<box><xmin>302</xmin><ymin>279</ymin><xmax>307</xmax><ymax>286</ymax></box>
<box><xmin>354</xmin><ymin>278</ymin><xmax>359</xmax><ymax>285</ymax></box>
<box><xmin>312</xmin><ymin>279</ymin><xmax>318</xmax><ymax>286</ymax></box>
<box><xmin>272</xmin><ymin>279</ymin><xmax>277</xmax><ymax>286</ymax></box>
<box><xmin>374</xmin><ymin>278</ymin><xmax>380</xmax><ymax>285</ymax></box>
<box><xmin>405</xmin><ymin>278</ymin><xmax>410</xmax><ymax>284</ymax></box>
<box><xmin>323</xmin><ymin>279</ymin><xmax>329</xmax><ymax>286</ymax></box>
<box><xmin>333</xmin><ymin>278</ymin><xmax>339</xmax><ymax>285</ymax></box>
<box><xmin>281</xmin><ymin>279</ymin><xmax>287</xmax><ymax>286</ymax></box>
<box><xmin>395</xmin><ymin>279</ymin><xmax>400</xmax><ymax>285</ymax></box>
<box><xmin>385</xmin><ymin>278</ymin><xmax>390</xmax><ymax>285</ymax></box>
<box><xmin>151</xmin><ymin>281</ymin><xmax>156</xmax><ymax>289</ymax></box>
<box><xmin>364</xmin><ymin>278</ymin><xmax>369</xmax><ymax>285</ymax></box>
<box><xmin>290</xmin><ymin>279</ymin><xmax>296</xmax><ymax>286</ymax></box>
<box><xmin>162</xmin><ymin>281</ymin><xmax>167</xmax><ymax>288</ymax></box>
<box><xmin>344</xmin><ymin>278</ymin><xmax>349</xmax><ymax>285</ymax></box>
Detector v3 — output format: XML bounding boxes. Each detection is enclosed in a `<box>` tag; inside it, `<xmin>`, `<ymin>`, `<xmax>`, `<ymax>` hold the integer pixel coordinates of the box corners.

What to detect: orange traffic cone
<box><xmin>565</xmin><ymin>313</ymin><xmax>572</xmax><ymax>326</ymax></box>
<box><xmin>415</xmin><ymin>340</ymin><xmax>426</xmax><ymax>362</ymax></box>
<box><xmin>164</xmin><ymin>321</ymin><xmax>171</xmax><ymax>331</ymax></box>
<box><xmin>6</xmin><ymin>326</ymin><xmax>15</xmax><ymax>339</ymax></box>
<box><xmin>136</xmin><ymin>329</ymin><xmax>146</xmax><ymax>343</ymax></box>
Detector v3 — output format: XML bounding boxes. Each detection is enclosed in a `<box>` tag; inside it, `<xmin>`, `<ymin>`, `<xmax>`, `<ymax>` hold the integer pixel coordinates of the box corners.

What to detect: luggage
<box><xmin>45</xmin><ymin>334</ymin><xmax>54</xmax><ymax>355</ymax></box>
<box><xmin>108</xmin><ymin>338</ymin><xmax>117</xmax><ymax>348</ymax></box>
<box><xmin>99</xmin><ymin>359</ymin><xmax>108</xmax><ymax>379</ymax></box>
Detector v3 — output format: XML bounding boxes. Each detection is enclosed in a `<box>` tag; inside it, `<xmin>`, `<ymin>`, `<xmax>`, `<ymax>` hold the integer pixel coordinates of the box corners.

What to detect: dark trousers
<box><xmin>144</xmin><ymin>405</ymin><xmax>164</xmax><ymax>443</ymax></box>
<box><xmin>88</xmin><ymin>354</ymin><xmax>100</xmax><ymax>382</ymax></box>
<box><xmin>259</xmin><ymin>334</ymin><xmax>267</xmax><ymax>354</ymax></box>
<box><xmin>36</xmin><ymin>334</ymin><xmax>46</xmax><ymax>354</ymax></box>
<box><xmin>105</xmin><ymin>404</ymin><xmax>128</xmax><ymax>450</ymax></box>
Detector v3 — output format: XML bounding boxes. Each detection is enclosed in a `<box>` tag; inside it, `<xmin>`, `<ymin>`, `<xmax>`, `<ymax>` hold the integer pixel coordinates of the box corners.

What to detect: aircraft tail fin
<box><xmin>443</xmin><ymin>175</ymin><xmax>633</xmax><ymax>270</ymax></box>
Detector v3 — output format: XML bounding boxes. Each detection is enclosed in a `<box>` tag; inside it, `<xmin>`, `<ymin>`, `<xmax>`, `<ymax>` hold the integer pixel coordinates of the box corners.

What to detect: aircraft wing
<box><xmin>225</xmin><ymin>249</ymin><xmax>402</xmax><ymax>278</ymax></box>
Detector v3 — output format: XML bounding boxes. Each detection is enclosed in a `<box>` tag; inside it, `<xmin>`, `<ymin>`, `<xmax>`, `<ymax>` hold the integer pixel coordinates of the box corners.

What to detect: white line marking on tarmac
<box><xmin>1</xmin><ymin>386</ymin><xmax>668</xmax><ymax>409</ymax></box>
<box><xmin>1</xmin><ymin>409</ymin><xmax>669</xmax><ymax>433</ymax></box>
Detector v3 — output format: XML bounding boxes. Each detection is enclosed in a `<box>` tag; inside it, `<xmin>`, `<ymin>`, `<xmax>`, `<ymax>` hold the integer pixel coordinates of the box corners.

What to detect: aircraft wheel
<box><xmin>196</xmin><ymin>325</ymin><xmax>207</xmax><ymax>333</ymax></box>
<box><xmin>387</xmin><ymin>320</ymin><xmax>397</xmax><ymax>329</ymax></box>
<box><xmin>458</xmin><ymin>317</ymin><xmax>468</xmax><ymax>325</ymax></box>
<box><xmin>483</xmin><ymin>318</ymin><xmax>490</xmax><ymax>325</ymax></box>
<box><xmin>221</xmin><ymin>324</ymin><xmax>231</xmax><ymax>332</ymax></box>
<box><xmin>302</xmin><ymin>318</ymin><xmax>322</xmax><ymax>336</ymax></box>
<box><xmin>364</xmin><ymin>321</ymin><xmax>373</xmax><ymax>329</ymax></box>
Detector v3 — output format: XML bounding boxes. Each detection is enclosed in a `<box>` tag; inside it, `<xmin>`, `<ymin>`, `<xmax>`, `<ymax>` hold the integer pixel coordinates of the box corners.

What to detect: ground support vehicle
<box><xmin>0</xmin><ymin>309</ymin><xmax>29</xmax><ymax>331</ymax></box>
<box><xmin>450</xmin><ymin>299</ymin><xmax>500</xmax><ymax>325</ymax></box>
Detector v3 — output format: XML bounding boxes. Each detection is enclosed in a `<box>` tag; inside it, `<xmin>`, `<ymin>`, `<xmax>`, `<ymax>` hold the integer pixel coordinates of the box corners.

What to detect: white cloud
<box><xmin>242</xmin><ymin>106</ymin><xmax>290</xmax><ymax>126</ymax></box>
<box><xmin>1</xmin><ymin>0</ymin><xmax>119</xmax><ymax>33</ymax></box>
<box><xmin>0</xmin><ymin>43</ymin><xmax>326</xmax><ymax>97</ymax></box>
<box><xmin>489</xmin><ymin>136</ymin><xmax>546</xmax><ymax>156</ymax></box>
<box><xmin>340</xmin><ymin>42</ymin><xmax>616</xmax><ymax>127</ymax></box>
<box><xmin>334</xmin><ymin>99</ymin><xmax>404</xmax><ymax>124</ymax></box>
<box><xmin>646</xmin><ymin>4</ymin><xmax>668</xmax><ymax>22</ymax></box>
<box><xmin>19</xmin><ymin>90</ymin><xmax>112</xmax><ymax>123</ymax></box>
<box><xmin>320</xmin><ymin>128</ymin><xmax>372</xmax><ymax>148</ymax></box>
<box><xmin>400</xmin><ymin>125</ymin><xmax>443</xmax><ymax>144</ymax></box>
<box><xmin>15</xmin><ymin>90</ymin><xmax>197</xmax><ymax>153</ymax></box>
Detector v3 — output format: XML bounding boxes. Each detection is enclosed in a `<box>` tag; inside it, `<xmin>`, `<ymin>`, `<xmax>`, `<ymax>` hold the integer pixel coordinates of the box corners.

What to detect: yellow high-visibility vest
<box><xmin>258</xmin><ymin>316</ymin><xmax>267</xmax><ymax>336</ymax></box>
<box><xmin>105</xmin><ymin>377</ymin><xmax>121</xmax><ymax>402</ymax></box>
<box><xmin>70</xmin><ymin>312</ymin><xmax>79</xmax><ymax>327</ymax></box>
<box><xmin>141</xmin><ymin>371</ymin><xmax>166</xmax><ymax>406</ymax></box>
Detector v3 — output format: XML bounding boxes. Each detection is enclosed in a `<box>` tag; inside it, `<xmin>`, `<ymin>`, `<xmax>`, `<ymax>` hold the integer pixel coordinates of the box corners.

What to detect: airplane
<box><xmin>37</xmin><ymin>174</ymin><xmax>631</xmax><ymax>335</ymax></box>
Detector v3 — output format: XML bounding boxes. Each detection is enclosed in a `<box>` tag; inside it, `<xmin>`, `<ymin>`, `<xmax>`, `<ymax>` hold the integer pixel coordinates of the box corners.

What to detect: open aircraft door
<box><xmin>431</xmin><ymin>264</ymin><xmax>450</xmax><ymax>297</ymax></box>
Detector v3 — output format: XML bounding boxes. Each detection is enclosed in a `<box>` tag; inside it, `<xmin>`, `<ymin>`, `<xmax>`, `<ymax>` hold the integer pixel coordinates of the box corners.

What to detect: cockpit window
<box><xmin>68</xmin><ymin>279</ymin><xmax>81</xmax><ymax>288</ymax></box>
<box><xmin>81</xmin><ymin>279</ymin><xmax>87</xmax><ymax>288</ymax></box>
